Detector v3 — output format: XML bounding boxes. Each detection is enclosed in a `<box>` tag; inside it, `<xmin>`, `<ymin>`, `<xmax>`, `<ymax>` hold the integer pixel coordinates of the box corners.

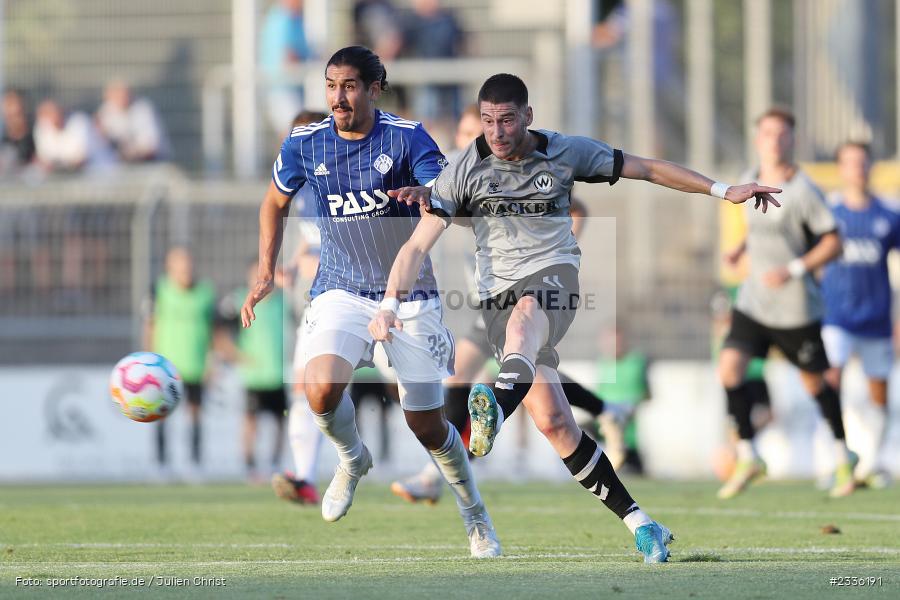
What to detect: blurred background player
<box><xmin>217</xmin><ymin>261</ymin><xmax>289</xmax><ymax>483</ymax></box>
<box><xmin>709</xmin><ymin>289</ymin><xmax>773</xmax><ymax>482</ymax></box>
<box><xmin>145</xmin><ymin>246</ymin><xmax>216</xmax><ymax>477</ymax></box>
<box><xmin>242</xmin><ymin>47</ymin><xmax>500</xmax><ymax>558</ymax></box>
<box><xmin>717</xmin><ymin>108</ymin><xmax>854</xmax><ymax>499</ymax></box>
<box><xmin>595</xmin><ymin>323</ymin><xmax>650</xmax><ymax>474</ymax></box>
<box><xmin>821</xmin><ymin>141</ymin><xmax>900</xmax><ymax>490</ymax></box>
<box><xmin>271</xmin><ymin>110</ymin><xmax>329</xmax><ymax>505</ymax></box>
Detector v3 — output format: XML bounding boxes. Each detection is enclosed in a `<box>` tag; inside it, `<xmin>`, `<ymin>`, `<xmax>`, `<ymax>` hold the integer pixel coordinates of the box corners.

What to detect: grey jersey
<box><xmin>735</xmin><ymin>169</ymin><xmax>837</xmax><ymax>328</ymax></box>
<box><xmin>429</xmin><ymin>130</ymin><xmax>622</xmax><ymax>298</ymax></box>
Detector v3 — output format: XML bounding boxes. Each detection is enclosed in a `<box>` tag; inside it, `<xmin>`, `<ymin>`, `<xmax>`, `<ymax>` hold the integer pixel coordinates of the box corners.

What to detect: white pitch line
<box><xmin>0</xmin><ymin>554</ymin><xmax>623</xmax><ymax>569</ymax></box>
<box><xmin>645</xmin><ymin>506</ymin><xmax>900</xmax><ymax>523</ymax></box>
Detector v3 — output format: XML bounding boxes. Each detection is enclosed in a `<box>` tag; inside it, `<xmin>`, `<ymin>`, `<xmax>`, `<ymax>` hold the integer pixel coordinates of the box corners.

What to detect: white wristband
<box><xmin>379</xmin><ymin>297</ymin><xmax>400</xmax><ymax>314</ymax></box>
<box><xmin>787</xmin><ymin>258</ymin><xmax>807</xmax><ymax>279</ymax></box>
<box><xmin>710</xmin><ymin>182</ymin><xmax>731</xmax><ymax>199</ymax></box>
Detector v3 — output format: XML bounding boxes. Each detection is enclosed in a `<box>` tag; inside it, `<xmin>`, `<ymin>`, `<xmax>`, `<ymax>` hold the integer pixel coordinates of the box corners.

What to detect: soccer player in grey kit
<box><xmin>369</xmin><ymin>73</ymin><xmax>781</xmax><ymax>563</ymax></box>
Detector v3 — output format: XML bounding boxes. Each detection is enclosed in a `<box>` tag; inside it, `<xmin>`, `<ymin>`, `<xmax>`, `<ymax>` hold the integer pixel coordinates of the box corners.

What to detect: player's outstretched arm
<box><xmin>369</xmin><ymin>212</ymin><xmax>447</xmax><ymax>342</ymax></box>
<box><xmin>620</xmin><ymin>153</ymin><xmax>782</xmax><ymax>212</ymax></box>
<box><xmin>241</xmin><ymin>181</ymin><xmax>292</xmax><ymax>328</ymax></box>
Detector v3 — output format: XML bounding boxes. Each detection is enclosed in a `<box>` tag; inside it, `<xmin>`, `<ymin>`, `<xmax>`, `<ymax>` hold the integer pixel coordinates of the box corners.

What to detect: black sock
<box><xmin>559</xmin><ymin>371</ymin><xmax>605</xmax><ymax>416</ymax></box>
<box><xmin>563</xmin><ymin>431</ymin><xmax>639</xmax><ymax>519</ymax></box>
<box><xmin>725</xmin><ymin>383</ymin><xmax>755</xmax><ymax>440</ymax></box>
<box><xmin>191</xmin><ymin>421</ymin><xmax>202</xmax><ymax>464</ymax></box>
<box><xmin>815</xmin><ymin>383</ymin><xmax>845</xmax><ymax>440</ymax></box>
<box><xmin>492</xmin><ymin>353</ymin><xmax>536</xmax><ymax>419</ymax></box>
<box><xmin>444</xmin><ymin>386</ymin><xmax>470</xmax><ymax>433</ymax></box>
<box><xmin>156</xmin><ymin>422</ymin><xmax>166</xmax><ymax>465</ymax></box>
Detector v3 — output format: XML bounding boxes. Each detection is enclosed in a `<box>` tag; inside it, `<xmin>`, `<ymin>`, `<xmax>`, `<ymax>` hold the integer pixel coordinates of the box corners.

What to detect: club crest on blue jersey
<box><xmin>373</xmin><ymin>153</ymin><xmax>394</xmax><ymax>175</ymax></box>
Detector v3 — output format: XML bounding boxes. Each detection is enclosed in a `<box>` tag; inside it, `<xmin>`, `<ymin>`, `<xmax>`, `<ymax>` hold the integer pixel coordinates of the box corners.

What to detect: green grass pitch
<box><xmin>1</xmin><ymin>479</ymin><xmax>898</xmax><ymax>599</ymax></box>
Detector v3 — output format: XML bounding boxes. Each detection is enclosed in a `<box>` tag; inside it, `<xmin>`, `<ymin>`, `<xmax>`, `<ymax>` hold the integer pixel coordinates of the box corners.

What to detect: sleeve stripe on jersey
<box><xmin>380</xmin><ymin>113</ymin><xmax>420</xmax><ymax>127</ymax></box>
<box><xmin>379</xmin><ymin>118</ymin><xmax>417</xmax><ymax>130</ymax></box>
<box><xmin>291</xmin><ymin>123</ymin><xmax>331</xmax><ymax>137</ymax></box>
<box><xmin>424</xmin><ymin>177</ymin><xmax>436</xmax><ymax>188</ymax></box>
<box><xmin>272</xmin><ymin>163</ymin><xmax>294</xmax><ymax>194</ymax></box>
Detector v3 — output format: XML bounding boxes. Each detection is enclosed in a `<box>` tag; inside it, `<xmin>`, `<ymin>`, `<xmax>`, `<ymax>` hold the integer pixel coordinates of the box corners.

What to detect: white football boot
<box><xmin>321</xmin><ymin>445</ymin><xmax>373</xmax><ymax>522</ymax></box>
<box><xmin>465</xmin><ymin>509</ymin><xmax>502</xmax><ymax>558</ymax></box>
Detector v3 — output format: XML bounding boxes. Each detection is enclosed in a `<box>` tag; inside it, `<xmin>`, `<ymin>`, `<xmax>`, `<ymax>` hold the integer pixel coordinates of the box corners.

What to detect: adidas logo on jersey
<box><xmin>314</xmin><ymin>163</ymin><xmax>330</xmax><ymax>176</ymax></box>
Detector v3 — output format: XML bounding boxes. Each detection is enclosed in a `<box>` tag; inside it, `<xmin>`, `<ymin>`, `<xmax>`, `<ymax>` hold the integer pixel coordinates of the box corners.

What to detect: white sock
<box><xmin>833</xmin><ymin>439</ymin><xmax>851</xmax><ymax>465</ymax></box>
<box><xmin>873</xmin><ymin>405</ymin><xmax>889</xmax><ymax>472</ymax></box>
<box><xmin>288</xmin><ymin>391</ymin><xmax>323</xmax><ymax>482</ymax></box>
<box><xmin>311</xmin><ymin>391</ymin><xmax>364</xmax><ymax>473</ymax></box>
<box><xmin>622</xmin><ymin>508</ymin><xmax>653</xmax><ymax>535</ymax></box>
<box><xmin>429</xmin><ymin>427</ymin><xmax>483</xmax><ymax>519</ymax></box>
<box><xmin>496</xmin><ymin>403</ymin><xmax>505</xmax><ymax>431</ymax></box>
<box><xmin>736</xmin><ymin>439</ymin><xmax>757</xmax><ymax>463</ymax></box>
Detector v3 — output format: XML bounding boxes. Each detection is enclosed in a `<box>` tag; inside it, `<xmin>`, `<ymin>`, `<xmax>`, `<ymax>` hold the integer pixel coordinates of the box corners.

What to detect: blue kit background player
<box><xmin>241</xmin><ymin>46</ymin><xmax>501</xmax><ymax>558</ymax></box>
<box><xmin>822</xmin><ymin>141</ymin><xmax>900</xmax><ymax>488</ymax></box>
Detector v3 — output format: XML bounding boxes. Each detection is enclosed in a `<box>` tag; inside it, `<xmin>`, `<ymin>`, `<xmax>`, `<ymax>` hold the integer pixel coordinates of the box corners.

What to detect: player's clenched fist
<box><xmin>369</xmin><ymin>309</ymin><xmax>403</xmax><ymax>342</ymax></box>
<box><xmin>388</xmin><ymin>186</ymin><xmax>433</xmax><ymax>211</ymax></box>
<box><xmin>241</xmin><ymin>279</ymin><xmax>274</xmax><ymax>328</ymax></box>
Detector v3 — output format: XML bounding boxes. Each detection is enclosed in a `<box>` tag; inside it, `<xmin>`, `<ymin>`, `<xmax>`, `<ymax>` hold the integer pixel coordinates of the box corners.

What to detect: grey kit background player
<box><xmin>369</xmin><ymin>73</ymin><xmax>781</xmax><ymax>563</ymax></box>
<box><xmin>717</xmin><ymin>107</ymin><xmax>854</xmax><ymax>500</ymax></box>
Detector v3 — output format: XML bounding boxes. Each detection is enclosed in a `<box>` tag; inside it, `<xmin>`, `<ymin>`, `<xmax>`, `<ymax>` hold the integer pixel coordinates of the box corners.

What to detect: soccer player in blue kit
<box><xmin>241</xmin><ymin>46</ymin><xmax>501</xmax><ymax>558</ymax></box>
<box><xmin>821</xmin><ymin>141</ymin><xmax>900</xmax><ymax>489</ymax></box>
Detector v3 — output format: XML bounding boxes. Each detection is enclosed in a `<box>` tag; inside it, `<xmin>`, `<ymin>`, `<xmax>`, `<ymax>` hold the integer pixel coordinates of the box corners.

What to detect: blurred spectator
<box><xmin>401</xmin><ymin>0</ymin><xmax>463</xmax><ymax>122</ymax></box>
<box><xmin>34</xmin><ymin>99</ymin><xmax>115</xmax><ymax>174</ymax></box>
<box><xmin>217</xmin><ymin>261</ymin><xmax>289</xmax><ymax>483</ymax></box>
<box><xmin>259</xmin><ymin>0</ymin><xmax>315</xmax><ymax>134</ymax></box>
<box><xmin>353</xmin><ymin>0</ymin><xmax>403</xmax><ymax>60</ymax></box>
<box><xmin>145</xmin><ymin>247</ymin><xmax>216</xmax><ymax>477</ymax></box>
<box><xmin>0</xmin><ymin>89</ymin><xmax>36</xmax><ymax>176</ymax></box>
<box><xmin>96</xmin><ymin>80</ymin><xmax>171</xmax><ymax>163</ymax></box>
<box><xmin>595</xmin><ymin>324</ymin><xmax>650</xmax><ymax>474</ymax></box>
<box><xmin>0</xmin><ymin>90</ymin><xmax>46</xmax><ymax>294</ymax></box>
<box><xmin>592</xmin><ymin>0</ymin><xmax>683</xmax><ymax>158</ymax></box>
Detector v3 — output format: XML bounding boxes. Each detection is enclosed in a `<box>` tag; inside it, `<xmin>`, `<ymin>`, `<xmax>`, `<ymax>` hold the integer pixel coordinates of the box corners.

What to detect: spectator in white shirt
<box><xmin>34</xmin><ymin>99</ymin><xmax>115</xmax><ymax>174</ymax></box>
<box><xmin>96</xmin><ymin>80</ymin><xmax>170</xmax><ymax>162</ymax></box>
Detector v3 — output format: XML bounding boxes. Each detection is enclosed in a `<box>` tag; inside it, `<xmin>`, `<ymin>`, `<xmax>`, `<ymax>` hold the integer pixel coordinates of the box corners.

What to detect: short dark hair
<box><xmin>478</xmin><ymin>74</ymin><xmax>528</xmax><ymax>107</ymax></box>
<box><xmin>835</xmin><ymin>140</ymin><xmax>872</xmax><ymax>161</ymax></box>
<box><xmin>291</xmin><ymin>110</ymin><xmax>329</xmax><ymax>128</ymax></box>
<box><xmin>326</xmin><ymin>46</ymin><xmax>388</xmax><ymax>91</ymax></box>
<box><xmin>755</xmin><ymin>106</ymin><xmax>796</xmax><ymax>130</ymax></box>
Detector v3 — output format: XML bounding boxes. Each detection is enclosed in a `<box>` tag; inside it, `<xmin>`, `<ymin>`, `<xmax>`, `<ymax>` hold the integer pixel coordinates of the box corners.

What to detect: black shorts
<box><xmin>480</xmin><ymin>263</ymin><xmax>580</xmax><ymax>369</ymax></box>
<box><xmin>723</xmin><ymin>309</ymin><xmax>830</xmax><ymax>373</ymax></box>
<box><xmin>246</xmin><ymin>388</ymin><xmax>288</xmax><ymax>415</ymax></box>
<box><xmin>461</xmin><ymin>312</ymin><xmax>495</xmax><ymax>359</ymax></box>
<box><xmin>183</xmin><ymin>382</ymin><xmax>204</xmax><ymax>406</ymax></box>
<box><xmin>349</xmin><ymin>379</ymin><xmax>397</xmax><ymax>406</ymax></box>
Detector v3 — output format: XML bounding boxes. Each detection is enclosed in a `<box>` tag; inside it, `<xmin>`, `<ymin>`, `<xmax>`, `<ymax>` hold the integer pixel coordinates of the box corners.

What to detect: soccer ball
<box><xmin>110</xmin><ymin>352</ymin><xmax>183</xmax><ymax>422</ymax></box>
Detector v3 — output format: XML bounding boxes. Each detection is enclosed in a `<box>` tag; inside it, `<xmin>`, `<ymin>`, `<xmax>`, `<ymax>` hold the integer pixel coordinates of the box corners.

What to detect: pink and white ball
<box><xmin>110</xmin><ymin>352</ymin><xmax>183</xmax><ymax>422</ymax></box>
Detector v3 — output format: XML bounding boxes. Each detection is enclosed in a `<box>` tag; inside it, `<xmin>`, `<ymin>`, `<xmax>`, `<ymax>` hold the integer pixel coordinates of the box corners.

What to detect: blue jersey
<box><xmin>272</xmin><ymin>111</ymin><xmax>445</xmax><ymax>299</ymax></box>
<box><xmin>822</xmin><ymin>196</ymin><xmax>900</xmax><ymax>337</ymax></box>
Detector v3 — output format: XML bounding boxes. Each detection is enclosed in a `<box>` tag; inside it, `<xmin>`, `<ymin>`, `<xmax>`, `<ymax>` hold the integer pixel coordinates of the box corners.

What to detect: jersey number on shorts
<box><xmin>428</xmin><ymin>333</ymin><xmax>449</xmax><ymax>365</ymax></box>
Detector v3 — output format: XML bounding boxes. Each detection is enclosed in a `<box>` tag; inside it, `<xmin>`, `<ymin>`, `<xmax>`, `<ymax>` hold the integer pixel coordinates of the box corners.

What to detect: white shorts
<box><xmin>291</xmin><ymin>289</ymin><xmax>454</xmax><ymax>408</ymax></box>
<box><xmin>821</xmin><ymin>325</ymin><xmax>893</xmax><ymax>379</ymax></box>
